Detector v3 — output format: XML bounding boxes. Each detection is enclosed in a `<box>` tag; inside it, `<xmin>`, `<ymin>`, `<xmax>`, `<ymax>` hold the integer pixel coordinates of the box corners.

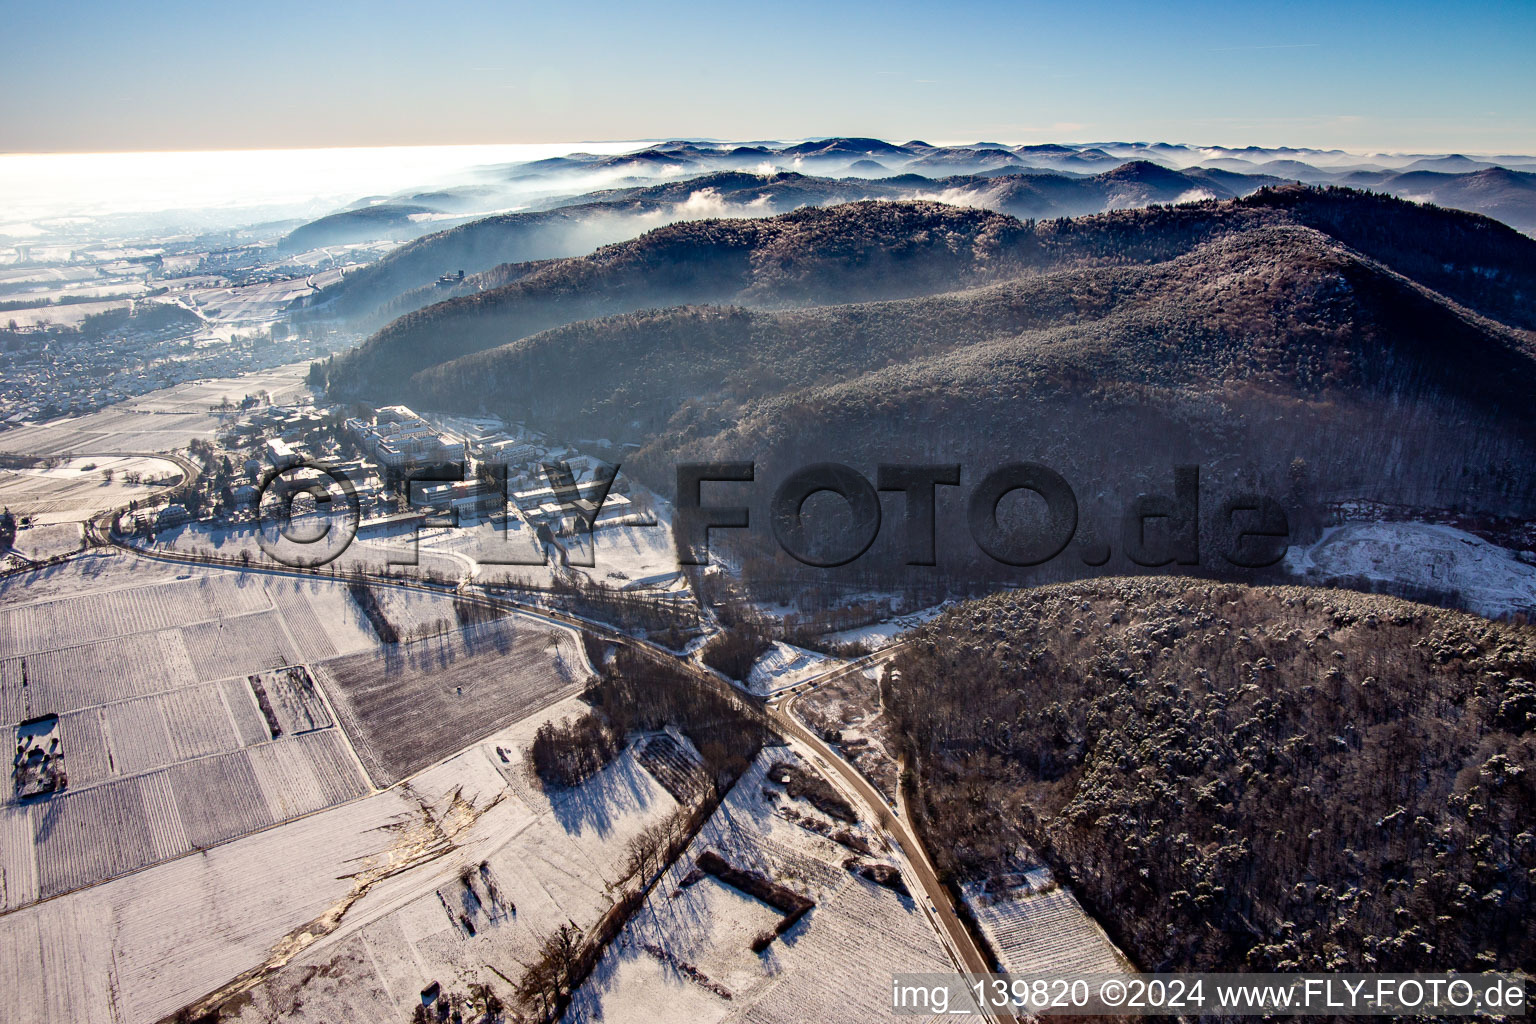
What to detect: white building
<box><xmin>347</xmin><ymin>406</ymin><xmax>464</xmax><ymax>468</ymax></box>
<box><xmin>265</xmin><ymin>438</ymin><xmax>299</xmax><ymax>469</ymax></box>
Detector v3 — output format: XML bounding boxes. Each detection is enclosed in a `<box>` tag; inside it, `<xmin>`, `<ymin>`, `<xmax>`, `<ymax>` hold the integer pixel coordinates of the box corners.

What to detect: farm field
<box><xmin>0</xmin><ymin>569</ymin><xmax>268</xmax><ymax>655</ymax></box>
<box><xmin>0</xmin><ymin>538</ymin><xmax>626</xmax><ymax>1021</ymax></box>
<box><xmin>0</xmin><ymin>295</ymin><xmax>132</xmax><ymax>328</ymax></box>
<box><xmin>315</xmin><ymin>613</ymin><xmax>590</xmax><ymax>785</ymax></box>
<box><xmin>0</xmin><ymin>554</ymin><xmax>390</xmax><ymax>907</ymax></box>
<box><xmin>0</xmin><ymin>549</ymin><xmax>180</xmax><ymax>606</ymax></box>
<box><xmin>0</xmin><ymin>363</ymin><xmax>311</xmax><ymax>456</ymax></box>
<box><xmin>0</xmin><ymin>694</ymin><xmax>679</xmax><ymax>1024</ymax></box>
<box><xmin>247</xmin><ymin>665</ymin><xmax>332</xmax><ymax>735</ymax></box>
<box><xmin>224</xmin><ymin>702</ymin><xmax>686</xmax><ymax>1023</ymax></box>
<box><xmin>0</xmin><ymin>455</ymin><xmax>182</xmax><ymax>524</ymax></box>
<box><xmin>564</xmin><ymin>749</ymin><xmax>952</xmax><ymax>1024</ymax></box>
<box><xmin>0</xmin><ymin>676</ymin><xmax>613</xmax><ymax>1024</ymax></box>
<box><xmin>964</xmin><ymin>878</ymin><xmax>1130</xmax><ymax>976</ymax></box>
<box><xmin>6</xmin><ymin>725</ymin><xmax>368</xmax><ymax>906</ymax></box>
<box><xmin>263</xmin><ymin>574</ymin><xmax>379</xmax><ymax>660</ymax></box>
<box><xmin>0</xmin><ymin>783</ymin><xmax>420</xmax><ymax>1024</ymax></box>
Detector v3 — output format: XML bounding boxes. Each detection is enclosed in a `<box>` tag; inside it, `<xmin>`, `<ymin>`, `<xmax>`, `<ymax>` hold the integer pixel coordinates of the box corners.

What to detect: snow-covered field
<box><xmin>5</xmin><ymin>521</ymin><xmax>82</xmax><ymax>560</ymax></box>
<box><xmin>0</xmin><ymin>455</ymin><xmax>182</xmax><ymax>524</ymax></box>
<box><xmin>1285</xmin><ymin>521</ymin><xmax>1536</xmax><ymax>619</ymax></box>
<box><xmin>745</xmin><ymin>641</ymin><xmax>832</xmax><ymax>696</ymax></box>
<box><xmin>152</xmin><ymin>519</ymin><xmax>470</xmax><ymax>582</ymax></box>
<box><xmin>575</xmin><ymin>520</ymin><xmax>680</xmax><ymax>589</ymax></box>
<box><xmin>565</xmin><ymin>748</ymin><xmax>952</xmax><ymax>1024</ymax></box>
<box><xmin>0</xmin><ymin>556</ymin><xmax>395</xmax><ymax>906</ymax></box>
<box><xmin>0</xmin><ymin>694</ymin><xmax>680</xmax><ymax>1024</ymax></box>
<box><xmin>445</xmin><ymin>513</ymin><xmax>685</xmax><ymax>589</ymax></box>
<box><xmin>315</xmin><ymin>612</ymin><xmax>590</xmax><ymax>785</ymax></box>
<box><xmin>0</xmin><ymin>555</ymin><xmax>545</xmax><ymax>914</ymax></box>
<box><xmin>223</xmin><ymin>696</ymin><xmax>682</xmax><ymax>1024</ymax></box>
<box><xmin>963</xmin><ymin>873</ymin><xmax>1130</xmax><ymax>976</ymax></box>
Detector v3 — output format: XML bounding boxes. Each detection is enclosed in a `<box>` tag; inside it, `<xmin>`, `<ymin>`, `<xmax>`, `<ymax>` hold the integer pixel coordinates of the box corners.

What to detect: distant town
<box><xmin>0</xmin><ymin>230</ymin><xmax>383</xmax><ymax>423</ymax></box>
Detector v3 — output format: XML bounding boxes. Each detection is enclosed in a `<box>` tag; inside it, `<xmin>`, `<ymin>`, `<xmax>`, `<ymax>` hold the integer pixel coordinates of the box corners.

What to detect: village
<box><xmin>122</xmin><ymin>400</ymin><xmax>642</xmax><ymax>554</ymax></box>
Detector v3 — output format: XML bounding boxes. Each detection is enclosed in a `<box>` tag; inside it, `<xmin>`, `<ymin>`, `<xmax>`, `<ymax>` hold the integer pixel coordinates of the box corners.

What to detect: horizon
<box><xmin>4</xmin><ymin>136</ymin><xmax>1528</xmax><ymax>235</ymax></box>
<box><xmin>7</xmin><ymin>136</ymin><xmax>1536</xmax><ymax>159</ymax></box>
<box><xmin>3</xmin><ymin>135</ymin><xmax>1531</xmax><ymax>240</ymax></box>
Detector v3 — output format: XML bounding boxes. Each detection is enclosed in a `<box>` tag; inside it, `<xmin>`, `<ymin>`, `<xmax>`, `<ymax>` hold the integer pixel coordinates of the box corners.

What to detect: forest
<box><xmin>886</xmin><ymin>578</ymin><xmax>1536</xmax><ymax>973</ymax></box>
<box><xmin>317</xmin><ymin>188</ymin><xmax>1536</xmax><ymax>614</ymax></box>
<box><xmin>578</xmin><ymin>643</ymin><xmax>773</xmax><ymax>795</ymax></box>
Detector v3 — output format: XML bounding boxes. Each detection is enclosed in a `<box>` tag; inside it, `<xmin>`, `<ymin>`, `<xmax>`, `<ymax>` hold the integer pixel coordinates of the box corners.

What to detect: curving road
<box><xmin>773</xmin><ymin>649</ymin><xmax>1013</xmax><ymax>1021</ymax></box>
<box><xmin>38</xmin><ymin>468</ymin><xmax>1008</xmax><ymax>1017</ymax></box>
<box><xmin>80</xmin><ymin>450</ymin><xmax>201</xmax><ymax>547</ymax></box>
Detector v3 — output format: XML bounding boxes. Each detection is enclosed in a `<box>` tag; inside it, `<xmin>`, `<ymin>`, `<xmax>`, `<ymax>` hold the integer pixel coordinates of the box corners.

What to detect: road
<box><xmin>51</xmin><ymin>462</ymin><xmax>1006</xmax><ymax>1015</ymax></box>
<box><xmin>771</xmin><ymin>650</ymin><xmax>1012</xmax><ymax>1021</ymax></box>
<box><xmin>80</xmin><ymin>449</ymin><xmax>201</xmax><ymax>547</ymax></box>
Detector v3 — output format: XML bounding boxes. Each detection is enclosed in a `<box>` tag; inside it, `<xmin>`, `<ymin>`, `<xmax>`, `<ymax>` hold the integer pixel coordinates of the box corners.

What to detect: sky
<box><xmin>2</xmin><ymin>0</ymin><xmax>1533</xmax><ymax>155</ymax></box>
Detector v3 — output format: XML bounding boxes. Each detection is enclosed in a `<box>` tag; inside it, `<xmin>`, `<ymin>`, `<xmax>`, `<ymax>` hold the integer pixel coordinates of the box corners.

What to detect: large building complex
<box><xmin>345</xmin><ymin>405</ymin><xmax>465</xmax><ymax>468</ymax></box>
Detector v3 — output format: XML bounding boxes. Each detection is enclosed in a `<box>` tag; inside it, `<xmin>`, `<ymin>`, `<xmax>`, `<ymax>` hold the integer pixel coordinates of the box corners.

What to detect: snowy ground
<box><xmin>151</xmin><ymin>519</ymin><xmax>470</xmax><ymax>582</ymax></box>
<box><xmin>223</xmin><ymin>698</ymin><xmax>682</xmax><ymax>1024</ymax></box>
<box><xmin>745</xmin><ymin>641</ymin><xmax>834</xmax><ymax>696</ymax></box>
<box><xmin>0</xmin><ymin>552</ymin><xmax>575</xmax><ymax>920</ymax></box>
<box><xmin>0</xmin><ymin>693</ymin><xmax>681</xmax><ymax>1024</ymax></box>
<box><xmin>1285</xmin><ymin>521</ymin><xmax>1536</xmax><ymax>619</ymax></box>
<box><xmin>824</xmin><ymin>602</ymin><xmax>955</xmax><ymax>652</ymax></box>
<box><xmin>564</xmin><ymin>747</ymin><xmax>952</xmax><ymax>1024</ymax></box>
<box><xmin>6</xmin><ymin>521</ymin><xmax>83</xmax><ymax>560</ymax></box>
<box><xmin>0</xmin><ymin>553</ymin><xmax>417</xmax><ymax>910</ymax></box>
<box><xmin>417</xmin><ymin>515</ymin><xmax>546</xmax><ymax>577</ymax></box>
<box><xmin>0</xmin><ymin>455</ymin><xmax>180</xmax><ymax>524</ymax></box>
<box><xmin>962</xmin><ymin>872</ymin><xmax>1130</xmax><ymax>976</ymax></box>
<box><xmin>572</xmin><ymin>520</ymin><xmax>680</xmax><ymax>589</ymax></box>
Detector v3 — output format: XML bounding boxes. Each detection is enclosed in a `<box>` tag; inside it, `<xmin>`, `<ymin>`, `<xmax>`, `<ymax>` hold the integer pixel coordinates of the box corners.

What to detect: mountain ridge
<box><xmin>312</xmin><ymin>189</ymin><xmax>1536</xmax><ymax>589</ymax></box>
<box><xmin>325</xmin><ymin>184</ymin><xmax>1536</xmax><ymax>397</ymax></box>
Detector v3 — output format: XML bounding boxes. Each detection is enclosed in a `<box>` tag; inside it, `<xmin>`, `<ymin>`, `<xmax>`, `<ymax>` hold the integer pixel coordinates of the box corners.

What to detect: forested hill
<box><xmin>302</xmin><ymin>163</ymin><xmax>1284</xmax><ymax>326</ymax></box>
<box><xmin>324</xmin><ymin>185</ymin><xmax>1536</xmax><ymax>398</ymax></box>
<box><xmin>367</xmin><ymin>190</ymin><xmax>1536</xmax><ymax>542</ymax></box>
<box><xmin>316</xmin><ymin>187</ymin><xmax>1536</xmax><ymax>585</ymax></box>
<box><xmin>888</xmin><ymin>579</ymin><xmax>1536</xmax><ymax>974</ymax></box>
<box><xmin>298</xmin><ymin>200</ymin><xmax>671</xmax><ymax>322</ymax></box>
<box><xmin>322</xmin><ymin>201</ymin><xmax>1029</xmax><ymax>394</ymax></box>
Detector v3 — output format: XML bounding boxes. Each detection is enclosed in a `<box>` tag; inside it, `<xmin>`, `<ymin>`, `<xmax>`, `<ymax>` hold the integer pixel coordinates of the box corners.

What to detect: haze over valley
<box><xmin>2</xmin><ymin>128</ymin><xmax>1533</xmax><ymax>1024</ymax></box>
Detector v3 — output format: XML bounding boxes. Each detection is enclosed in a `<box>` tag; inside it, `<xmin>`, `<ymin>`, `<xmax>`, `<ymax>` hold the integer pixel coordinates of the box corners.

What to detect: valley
<box><xmin>2</xmin><ymin>134</ymin><xmax>1532</xmax><ymax>1023</ymax></box>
